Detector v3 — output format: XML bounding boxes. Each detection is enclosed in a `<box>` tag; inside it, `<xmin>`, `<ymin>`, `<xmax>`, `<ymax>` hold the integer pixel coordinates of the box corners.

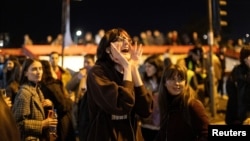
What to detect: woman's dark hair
<box><xmin>50</xmin><ymin>51</ymin><xmax>60</xmax><ymax>56</ymax></box>
<box><xmin>8</xmin><ymin>61</ymin><xmax>21</xmax><ymax>83</ymax></box>
<box><xmin>143</xmin><ymin>54</ymin><xmax>164</xmax><ymax>84</ymax></box>
<box><xmin>19</xmin><ymin>58</ymin><xmax>40</xmax><ymax>85</ymax></box>
<box><xmin>40</xmin><ymin>60</ymin><xmax>54</xmax><ymax>84</ymax></box>
<box><xmin>158</xmin><ymin>64</ymin><xmax>196</xmax><ymax>124</ymax></box>
<box><xmin>3</xmin><ymin>56</ymin><xmax>21</xmax><ymax>87</ymax></box>
<box><xmin>96</xmin><ymin>28</ymin><xmax>131</xmax><ymax>65</ymax></box>
<box><xmin>84</xmin><ymin>54</ymin><xmax>95</xmax><ymax>62</ymax></box>
<box><xmin>5</xmin><ymin>55</ymin><xmax>19</xmax><ymax>63</ymax></box>
<box><xmin>163</xmin><ymin>58</ymin><xmax>173</xmax><ymax>69</ymax></box>
<box><xmin>3</xmin><ymin>56</ymin><xmax>20</xmax><ymax>72</ymax></box>
<box><xmin>240</xmin><ymin>45</ymin><xmax>250</xmax><ymax>64</ymax></box>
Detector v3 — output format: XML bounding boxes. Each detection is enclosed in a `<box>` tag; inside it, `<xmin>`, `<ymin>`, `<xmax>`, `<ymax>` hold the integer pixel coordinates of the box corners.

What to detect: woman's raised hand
<box><xmin>130</xmin><ymin>42</ymin><xmax>143</xmax><ymax>68</ymax></box>
<box><xmin>110</xmin><ymin>42</ymin><xmax>130</xmax><ymax>68</ymax></box>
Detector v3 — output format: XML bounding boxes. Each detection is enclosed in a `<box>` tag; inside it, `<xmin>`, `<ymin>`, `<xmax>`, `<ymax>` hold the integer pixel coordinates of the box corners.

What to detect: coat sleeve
<box><xmin>87</xmin><ymin>66</ymin><xmax>135</xmax><ymax>115</ymax></box>
<box><xmin>66</xmin><ymin>72</ymin><xmax>80</xmax><ymax>92</ymax></box>
<box><xmin>12</xmin><ymin>88</ymin><xmax>44</xmax><ymax>137</ymax></box>
<box><xmin>134</xmin><ymin>85</ymin><xmax>153</xmax><ymax>118</ymax></box>
<box><xmin>190</xmin><ymin>99</ymin><xmax>209</xmax><ymax>141</ymax></box>
<box><xmin>226</xmin><ymin>67</ymin><xmax>237</xmax><ymax>98</ymax></box>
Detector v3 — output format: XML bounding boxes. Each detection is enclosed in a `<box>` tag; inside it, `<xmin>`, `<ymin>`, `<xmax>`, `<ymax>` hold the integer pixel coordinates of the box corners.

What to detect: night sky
<box><xmin>1</xmin><ymin>0</ymin><xmax>250</xmax><ymax>47</ymax></box>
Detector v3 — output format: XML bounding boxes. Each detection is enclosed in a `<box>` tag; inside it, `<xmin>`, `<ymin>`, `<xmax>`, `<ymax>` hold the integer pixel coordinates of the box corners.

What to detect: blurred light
<box><xmin>218</xmin><ymin>0</ymin><xmax>228</xmax><ymax>27</ymax></box>
<box><xmin>76</xmin><ymin>30</ymin><xmax>82</xmax><ymax>36</ymax></box>
<box><xmin>220</xmin><ymin>10</ymin><xmax>227</xmax><ymax>16</ymax></box>
<box><xmin>0</xmin><ymin>40</ymin><xmax>3</xmax><ymax>47</ymax></box>
<box><xmin>203</xmin><ymin>34</ymin><xmax>208</xmax><ymax>40</ymax></box>
<box><xmin>219</xmin><ymin>0</ymin><xmax>227</xmax><ymax>5</ymax></box>
<box><xmin>245</xmin><ymin>34</ymin><xmax>249</xmax><ymax>38</ymax></box>
<box><xmin>220</xmin><ymin>21</ymin><xmax>228</xmax><ymax>26</ymax></box>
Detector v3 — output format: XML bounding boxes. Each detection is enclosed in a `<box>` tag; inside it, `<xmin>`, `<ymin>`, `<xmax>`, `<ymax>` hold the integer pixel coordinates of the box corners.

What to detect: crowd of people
<box><xmin>21</xmin><ymin>28</ymin><xmax>249</xmax><ymax>55</ymax></box>
<box><xmin>0</xmin><ymin>49</ymin><xmax>98</xmax><ymax>140</ymax></box>
<box><xmin>0</xmin><ymin>27</ymin><xmax>249</xmax><ymax>141</ymax></box>
<box><xmin>28</xmin><ymin>29</ymin><xmax>203</xmax><ymax>47</ymax></box>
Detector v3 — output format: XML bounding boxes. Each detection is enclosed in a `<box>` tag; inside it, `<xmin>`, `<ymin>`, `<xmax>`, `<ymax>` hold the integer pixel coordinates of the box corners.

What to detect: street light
<box><xmin>75</xmin><ymin>29</ymin><xmax>82</xmax><ymax>44</ymax></box>
<box><xmin>76</xmin><ymin>30</ymin><xmax>82</xmax><ymax>36</ymax></box>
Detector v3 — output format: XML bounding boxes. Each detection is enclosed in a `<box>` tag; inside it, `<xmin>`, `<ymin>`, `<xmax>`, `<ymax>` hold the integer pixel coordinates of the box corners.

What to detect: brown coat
<box><xmin>156</xmin><ymin>99</ymin><xmax>209</xmax><ymax>141</ymax></box>
<box><xmin>0</xmin><ymin>94</ymin><xmax>21</xmax><ymax>141</ymax></box>
<box><xmin>40</xmin><ymin>79</ymin><xmax>76</xmax><ymax>141</ymax></box>
<box><xmin>85</xmin><ymin>62</ymin><xmax>153</xmax><ymax>141</ymax></box>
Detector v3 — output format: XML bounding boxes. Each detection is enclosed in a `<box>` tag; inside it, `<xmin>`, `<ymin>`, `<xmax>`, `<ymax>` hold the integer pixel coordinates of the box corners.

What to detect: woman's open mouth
<box><xmin>121</xmin><ymin>48</ymin><xmax>129</xmax><ymax>53</ymax></box>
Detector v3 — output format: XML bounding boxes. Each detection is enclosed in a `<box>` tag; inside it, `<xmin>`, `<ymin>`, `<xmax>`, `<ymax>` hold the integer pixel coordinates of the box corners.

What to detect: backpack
<box><xmin>77</xmin><ymin>91</ymin><xmax>90</xmax><ymax>141</ymax></box>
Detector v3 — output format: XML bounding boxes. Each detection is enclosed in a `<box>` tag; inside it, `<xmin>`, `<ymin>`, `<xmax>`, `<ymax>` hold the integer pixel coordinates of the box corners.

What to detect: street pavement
<box><xmin>205</xmin><ymin>95</ymin><xmax>228</xmax><ymax>125</ymax></box>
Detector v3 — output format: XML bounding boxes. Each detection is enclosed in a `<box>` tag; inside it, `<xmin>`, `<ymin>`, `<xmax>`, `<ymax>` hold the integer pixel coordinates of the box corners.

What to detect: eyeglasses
<box><xmin>113</xmin><ymin>36</ymin><xmax>133</xmax><ymax>45</ymax></box>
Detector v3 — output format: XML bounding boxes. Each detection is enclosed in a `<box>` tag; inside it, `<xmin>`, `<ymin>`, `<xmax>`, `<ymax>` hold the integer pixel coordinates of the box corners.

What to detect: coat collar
<box><xmin>21</xmin><ymin>84</ymin><xmax>45</xmax><ymax>118</ymax></box>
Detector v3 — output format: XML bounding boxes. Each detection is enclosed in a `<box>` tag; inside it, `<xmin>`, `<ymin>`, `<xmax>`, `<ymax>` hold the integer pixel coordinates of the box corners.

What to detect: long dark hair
<box><xmin>158</xmin><ymin>64</ymin><xmax>197</xmax><ymax>124</ymax></box>
<box><xmin>19</xmin><ymin>58</ymin><xmax>41</xmax><ymax>85</ymax></box>
<box><xmin>240</xmin><ymin>45</ymin><xmax>250</xmax><ymax>65</ymax></box>
<box><xmin>3</xmin><ymin>56</ymin><xmax>21</xmax><ymax>87</ymax></box>
<box><xmin>10</xmin><ymin>62</ymin><xmax>21</xmax><ymax>83</ymax></box>
<box><xmin>96</xmin><ymin>28</ymin><xmax>131</xmax><ymax>66</ymax></box>
<box><xmin>40</xmin><ymin>60</ymin><xmax>55</xmax><ymax>84</ymax></box>
<box><xmin>143</xmin><ymin>54</ymin><xmax>164</xmax><ymax>84</ymax></box>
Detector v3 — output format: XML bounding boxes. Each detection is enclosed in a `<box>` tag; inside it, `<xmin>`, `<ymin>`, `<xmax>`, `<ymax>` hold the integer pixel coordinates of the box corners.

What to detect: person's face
<box><xmin>25</xmin><ymin>61</ymin><xmax>43</xmax><ymax>83</ymax></box>
<box><xmin>165</xmin><ymin>74</ymin><xmax>186</xmax><ymax>96</ymax></box>
<box><xmin>144</xmin><ymin>62</ymin><xmax>157</xmax><ymax>77</ymax></box>
<box><xmin>50</xmin><ymin>54</ymin><xmax>59</xmax><ymax>67</ymax></box>
<box><xmin>7</xmin><ymin>60</ymin><xmax>15</xmax><ymax>71</ymax></box>
<box><xmin>112</xmin><ymin>36</ymin><xmax>132</xmax><ymax>61</ymax></box>
<box><xmin>84</xmin><ymin>58</ymin><xmax>94</xmax><ymax>69</ymax></box>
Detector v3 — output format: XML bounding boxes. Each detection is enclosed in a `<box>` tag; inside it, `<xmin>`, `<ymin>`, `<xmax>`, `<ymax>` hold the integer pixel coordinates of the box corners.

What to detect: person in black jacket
<box><xmin>40</xmin><ymin>60</ymin><xmax>76</xmax><ymax>141</ymax></box>
<box><xmin>84</xmin><ymin>28</ymin><xmax>153</xmax><ymax>141</ymax></box>
<box><xmin>226</xmin><ymin>45</ymin><xmax>250</xmax><ymax>125</ymax></box>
